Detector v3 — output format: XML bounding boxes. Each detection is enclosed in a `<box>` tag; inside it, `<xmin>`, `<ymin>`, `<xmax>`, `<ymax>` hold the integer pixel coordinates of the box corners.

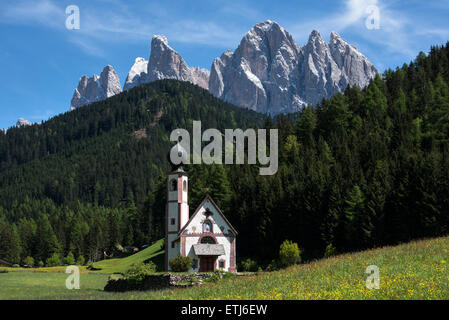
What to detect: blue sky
<box><xmin>1</xmin><ymin>0</ymin><xmax>449</xmax><ymax>129</ymax></box>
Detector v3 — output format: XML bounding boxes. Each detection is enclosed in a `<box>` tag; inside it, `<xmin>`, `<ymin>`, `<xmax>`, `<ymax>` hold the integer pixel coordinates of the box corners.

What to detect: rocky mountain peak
<box><xmin>16</xmin><ymin>118</ymin><xmax>32</xmax><ymax>127</ymax></box>
<box><xmin>124</xmin><ymin>57</ymin><xmax>149</xmax><ymax>91</ymax></box>
<box><xmin>147</xmin><ymin>35</ymin><xmax>192</xmax><ymax>82</ymax></box>
<box><xmin>209</xmin><ymin>22</ymin><xmax>378</xmax><ymax>114</ymax></box>
<box><xmin>100</xmin><ymin>65</ymin><xmax>122</xmax><ymax>98</ymax></box>
<box><xmin>305</xmin><ymin>30</ymin><xmax>328</xmax><ymax>55</ymax></box>
<box><xmin>152</xmin><ymin>35</ymin><xmax>169</xmax><ymax>47</ymax></box>
<box><xmin>70</xmin><ymin>65</ymin><xmax>122</xmax><ymax>111</ymax></box>
<box><xmin>123</xmin><ymin>35</ymin><xmax>210</xmax><ymax>91</ymax></box>
<box><xmin>69</xmin><ymin>21</ymin><xmax>377</xmax><ymax>115</ymax></box>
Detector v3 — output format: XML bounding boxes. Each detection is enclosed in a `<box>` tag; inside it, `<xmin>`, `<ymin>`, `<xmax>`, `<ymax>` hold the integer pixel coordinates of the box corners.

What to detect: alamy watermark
<box><xmin>170</xmin><ymin>121</ymin><xmax>278</xmax><ymax>176</ymax></box>
<box><xmin>65</xmin><ymin>5</ymin><xmax>80</xmax><ymax>30</ymax></box>
<box><xmin>365</xmin><ymin>5</ymin><xmax>380</xmax><ymax>30</ymax></box>
<box><xmin>66</xmin><ymin>266</ymin><xmax>80</xmax><ymax>290</ymax></box>
<box><xmin>365</xmin><ymin>265</ymin><xmax>380</xmax><ymax>290</ymax></box>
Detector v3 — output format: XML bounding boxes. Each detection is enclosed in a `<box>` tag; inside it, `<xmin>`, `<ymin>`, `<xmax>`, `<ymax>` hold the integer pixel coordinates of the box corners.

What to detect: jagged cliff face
<box><xmin>209</xmin><ymin>21</ymin><xmax>378</xmax><ymax>114</ymax></box>
<box><xmin>210</xmin><ymin>21</ymin><xmax>303</xmax><ymax>114</ymax></box>
<box><xmin>147</xmin><ymin>35</ymin><xmax>193</xmax><ymax>82</ymax></box>
<box><xmin>70</xmin><ymin>21</ymin><xmax>377</xmax><ymax>115</ymax></box>
<box><xmin>328</xmin><ymin>32</ymin><xmax>378</xmax><ymax>90</ymax></box>
<box><xmin>70</xmin><ymin>65</ymin><xmax>122</xmax><ymax>111</ymax></box>
<box><xmin>124</xmin><ymin>36</ymin><xmax>210</xmax><ymax>91</ymax></box>
<box><xmin>124</xmin><ymin>57</ymin><xmax>149</xmax><ymax>91</ymax></box>
<box><xmin>16</xmin><ymin>118</ymin><xmax>32</xmax><ymax>127</ymax></box>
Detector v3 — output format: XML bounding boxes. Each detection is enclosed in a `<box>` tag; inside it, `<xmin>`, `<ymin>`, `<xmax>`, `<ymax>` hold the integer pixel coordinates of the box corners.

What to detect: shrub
<box><xmin>86</xmin><ymin>260</ymin><xmax>101</xmax><ymax>271</ymax></box>
<box><xmin>23</xmin><ymin>256</ymin><xmax>35</xmax><ymax>267</ymax></box>
<box><xmin>222</xmin><ymin>271</ymin><xmax>236</xmax><ymax>279</ymax></box>
<box><xmin>204</xmin><ymin>270</ymin><xmax>222</xmax><ymax>283</ymax></box>
<box><xmin>63</xmin><ymin>252</ymin><xmax>75</xmax><ymax>265</ymax></box>
<box><xmin>45</xmin><ymin>253</ymin><xmax>60</xmax><ymax>267</ymax></box>
<box><xmin>76</xmin><ymin>255</ymin><xmax>85</xmax><ymax>266</ymax></box>
<box><xmin>38</xmin><ymin>260</ymin><xmax>44</xmax><ymax>268</ymax></box>
<box><xmin>204</xmin><ymin>274</ymin><xmax>220</xmax><ymax>283</ymax></box>
<box><xmin>169</xmin><ymin>255</ymin><xmax>192</xmax><ymax>273</ymax></box>
<box><xmin>324</xmin><ymin>243</ymin><xmax>338</xmax><ymax>258</ymax></box>
<box><xmin>266</xmin><ymin>260</ymin><xmax>281</xmax><ymax>272</ymax></box>
<box><xmin>279</xmin><ymin>240</ymin><xmax>301</xmax><ymax>267</ymax></box>
<box><xmin>124</xmin><ymin>262</ymin><xmax>156</xmax><ymax>284</ymax></box>
<box><xmin>239</xmin><ymin>258</ymin><xmax>258</xmax><ymax>272</ymax></box>
<box><xmin>108</xmin><ymin>274</ymin><xmax>122</xmax><ymax>281</ymax></box>
<box><xmin>203</xmin><ymin>270</ymin><xmax>235</xmax><ymax>283</ymax></box>
<box><xmin>12</xmin><ymin>264</ymin><xmax>20</xmax><ymax>268</ymax></box>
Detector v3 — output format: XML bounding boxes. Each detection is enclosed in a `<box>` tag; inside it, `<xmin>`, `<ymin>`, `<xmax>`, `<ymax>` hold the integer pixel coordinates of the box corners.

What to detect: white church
<box><xmin>165</xmin><ymin>148</ymin><xmax>237</xmax><ymax>273</ymax></box>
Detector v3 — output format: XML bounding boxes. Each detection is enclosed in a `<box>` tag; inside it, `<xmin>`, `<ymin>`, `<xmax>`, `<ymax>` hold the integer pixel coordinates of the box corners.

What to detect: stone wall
<box><xmin>104</xmin><ymin>273</ymin><xmax>214</xmax><ymax>292</ymax></box>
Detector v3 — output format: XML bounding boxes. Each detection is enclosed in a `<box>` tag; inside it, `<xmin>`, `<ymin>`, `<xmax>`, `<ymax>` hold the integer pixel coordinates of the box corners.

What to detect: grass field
<box><xmin>91</xmin><ymin>239</ymin><xmax>165</xmax><ymax>274</ymax></box>
<box><xmin>0</xmin><ymin>239</ymin><xmax>165</xmax><ymax>275</ymax></box>
<box><xmin>0</xmin><ymin>236</ymin><xmax>448</xmax><ymax>300</ymax></box>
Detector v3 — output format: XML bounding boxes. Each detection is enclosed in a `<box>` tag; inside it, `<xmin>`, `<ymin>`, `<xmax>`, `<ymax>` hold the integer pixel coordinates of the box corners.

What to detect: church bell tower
<box><xmin>165</xmin><ymin>144</ymin><xmax>189</xmax><ymax>271</ymax></box>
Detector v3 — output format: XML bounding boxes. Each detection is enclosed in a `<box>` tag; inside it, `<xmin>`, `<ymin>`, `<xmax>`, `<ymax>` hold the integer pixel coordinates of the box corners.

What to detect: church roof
<box><xmin>178</xmin><ymin>194</ymin><xmax>238</xmax><ymax>236</ymax></box>
<box><xmin>193</xmin><ymin>244</ymin><xmax>225</xmax><ymax>256</ymax></box>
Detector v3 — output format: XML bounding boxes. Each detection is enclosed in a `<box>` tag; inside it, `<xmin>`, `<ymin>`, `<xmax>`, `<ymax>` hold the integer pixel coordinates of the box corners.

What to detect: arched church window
<box><xmin>170</xmin><ymin>179</ymin><xmax>177</xmax><ymax>191</ymax></box>
<box><xmin>203</xmin><ymin>220</ymin><xmax>212</xmax><ymax>233</ymax></box>
<box><xmin>201</xmin><ymin>236</ymin><xmax>216</xmax><ymax>244</ymax></box>
<box><xmin>183</xmin><ymin>180</ymin><xmax>187</xmax><ymax>192</ymax></box>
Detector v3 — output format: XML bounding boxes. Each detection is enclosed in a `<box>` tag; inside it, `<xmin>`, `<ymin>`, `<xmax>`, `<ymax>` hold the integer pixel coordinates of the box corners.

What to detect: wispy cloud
<box><xmin>0</xmin><ymin>0</ymin><xmax>65</xmax><ymax>28</ymax></box>
<box><xmin>1</xmin><ymin>0</ymin><xmax>448</xmax><ymax>67</ymax></box>
<box><xmin>0</xmin><ymin>0</ymin><xmax>245</xmax><ymax>57</ymax></box>
<box><xmin>285</xmin><ymin>0</ymin><xmax>432</xmax><ymax>62</ymax></box>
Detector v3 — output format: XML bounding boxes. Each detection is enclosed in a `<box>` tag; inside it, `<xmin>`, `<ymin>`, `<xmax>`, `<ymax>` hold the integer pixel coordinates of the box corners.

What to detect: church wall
<box><xmin>181</xmin><ymin>200</ymin><xmax>235</xmax><ymax>272</ymax></box>
<box><xmin>166</xmin><ymin>234</ymin><xmax>181</xmax><ymax>271</ymax></box>
<box><xmin>184</xmin><ymin>236</ymin><xmax>200</xmax><ymax>272</ymax></box>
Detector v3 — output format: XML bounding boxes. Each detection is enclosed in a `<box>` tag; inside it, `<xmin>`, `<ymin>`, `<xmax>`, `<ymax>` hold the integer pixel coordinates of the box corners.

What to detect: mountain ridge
<box><xmin>69</xmin><ymin>20</ymin><xmax>377</xmax><ymax>114</ymax></box>
<box><xmin>70</xmin><ymin>65</ymin><xmax>122</xmax><ymax>111</ymax></box>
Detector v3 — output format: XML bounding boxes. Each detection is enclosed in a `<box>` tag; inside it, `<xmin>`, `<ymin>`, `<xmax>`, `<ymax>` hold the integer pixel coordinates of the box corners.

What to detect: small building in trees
<box><xmin>165</xmin><ymin>146</ymin><xmax>237</xmax><ymax>273</ymax></box>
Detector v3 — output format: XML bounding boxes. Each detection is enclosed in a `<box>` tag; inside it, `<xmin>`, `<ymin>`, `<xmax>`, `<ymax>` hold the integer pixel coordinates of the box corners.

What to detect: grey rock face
<box><xmin>209</xmin><ymin>21</ymin><xmax>378</xmax><ymax>115</ymax></box>
<box><xmin>147</xmin><ymin>35</ymin><xmax>192</xmax><ymax>82</ymax></box>
<box><xmin>124</xmin><ymin>35</ymin><xmax>210</xmax><ymax>91</ymax></box>
<box><xmin>71</xmin><ymin>21</ymin><xmax>377</xmax><ymax>115</ymax></box>
<box><xmin>209</xmin><ymin>50</ymin><xmax>234</xmax><ymax>98</ymax></box>
<box><xmin>329</xmin><ymin>32</ymin><xmax>378</xmax><ymax>90</ymax></box>
<box><xmin>16</xmin><ymin>118</ymin><xmax>32</xmax><ymax>127</ymax></box>
<box><xmin>124</xmin><ymin>57</ymin><xmax>149</xmax><ymax>91</ymax></box>
<box><xmin>190</xmin><ymin>67</ymin><xmax>210</xmax><ymax>90</ymax></box>
<box><xmin>298</xmin><ymin>30</ymin><xmax>343</xmax><ymax>107</ymax></box>
<box><xmin>70</xmin><ymin>65</ymin><xmax>122</xmax><ymax>111</ymax></box>
<box><xmin>147</xmin><ymin>35</ymin><xmax>210</xmax><ymax>89</ymax></box>
<box><xmin>210</xmin><ymin>21</ymin><xmax>303</xmax><ymax>114</ymax></box>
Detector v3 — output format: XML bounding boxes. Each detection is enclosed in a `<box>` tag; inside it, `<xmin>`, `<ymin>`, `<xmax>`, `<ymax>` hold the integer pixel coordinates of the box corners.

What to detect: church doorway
<box><xmin>199</xmin><ymin>256</ymin><xmax>216</xmax><ymax>272</ymax></box>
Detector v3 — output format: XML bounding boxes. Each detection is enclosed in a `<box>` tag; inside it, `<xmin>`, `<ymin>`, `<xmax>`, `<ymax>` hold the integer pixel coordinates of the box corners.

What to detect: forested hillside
<box><xmin>1</xmin><ymin>43</ymin><xmax>449</xmax><ymax>268</ymax></box>
<box><xmin>0</xmin><ymin>80</ymin><xmax>266</xmax><ymax>265</ymax></box>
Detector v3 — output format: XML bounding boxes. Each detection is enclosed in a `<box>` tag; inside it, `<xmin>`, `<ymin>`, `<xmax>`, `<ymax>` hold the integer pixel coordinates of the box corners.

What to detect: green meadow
<box><xmin>0</xmin><ymin>237</ymin><xmax>448</xmax><ymax>300</ymax></box>
<box><xmin>90</xmin><ymin>239</ymin><xmax>165</xmax><ymax>274</ymax></box>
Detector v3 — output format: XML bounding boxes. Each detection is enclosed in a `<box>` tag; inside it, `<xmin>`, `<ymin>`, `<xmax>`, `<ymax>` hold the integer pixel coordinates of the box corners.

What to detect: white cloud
<box><xmin>0</xmin><ymin>0</ymin><xmax>65</xmax><ymax>28</ymax></box>
<box><xmin>0</xmin><ymin>0</ymin><xmax>245</xmax><ymax>56</ymax></box>
<box><xmin>1</xmin><ymin>0</ymin><xmax>447</xmax><ymax>67</ymax></box>
<box><xmin>285</xmin><ymin>0</ymin><xmax>424</xmax><ymax>65</ymax></box>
